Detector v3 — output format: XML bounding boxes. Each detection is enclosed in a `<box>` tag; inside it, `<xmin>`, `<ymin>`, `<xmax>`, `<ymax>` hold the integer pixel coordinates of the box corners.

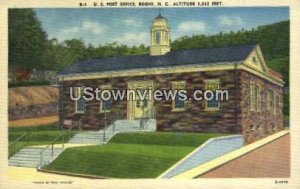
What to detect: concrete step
<box><xmin>9</xmin><ymin>162</ymin><xmax>40</xmax><ymax>167</ymax></box>
<box><xmin>67</xmin><ymin>119</ymin><xmax>156</xmax><ymax>145</ymax></box>
<box><xmin>12</xmin><ymin>153</ymin><xmax>61</xmax><ymax>159</ymax></box>
<box><xmin>9</xmin><ymin>146</ymin><xmax>63</xmax><ymax>168</ymax></box>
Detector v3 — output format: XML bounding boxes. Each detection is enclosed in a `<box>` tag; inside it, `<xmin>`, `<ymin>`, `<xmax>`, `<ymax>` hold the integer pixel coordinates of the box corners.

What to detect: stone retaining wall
<box><xmin>9</xmin><ymin>102</ymin><xmax>58</xmax><ymax>120</ymax></box>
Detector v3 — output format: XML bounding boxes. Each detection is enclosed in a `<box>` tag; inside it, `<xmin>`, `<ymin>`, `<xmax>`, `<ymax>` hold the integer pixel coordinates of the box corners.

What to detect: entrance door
<box><xmin>127</xmin><ymin>81</ymin><xmax>153</xmax><ymax>119</ymax></box>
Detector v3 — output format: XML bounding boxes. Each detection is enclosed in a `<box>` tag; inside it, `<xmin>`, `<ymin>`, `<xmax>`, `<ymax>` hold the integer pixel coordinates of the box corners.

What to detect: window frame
<box><xmin>250</xmin><ymin>83</ymin><xmax>256</xmax><ymax>112</ymax></box>
<box><xmin>155</xmin><ymin>30</ymin><xmax>161</xmax><ymax>45</ymax></box>
<box><xmin>266</xmin><ymin>91</ymin><xmax>270</xmax><ymax>111</ymax></box>
<box><xmin>269</xmin><ymin>90</ymin><xmax>274</xmax><ymax>114</ymax></box>
<box><xmin>250</xmin><ymin>82</ymin><xmax>261</xmax><ymax>112</ymax></box>
<box><xmin>74</xmin><ymin>86</ymin><xmax>85</xmax><ymax>114</ymax></box>
<box><xmin>171</xmin><ymin>81</ymin><xmax>187</xmax><ymax>112</ymax></box>
<box><xmin>205</xmin><ymin>79</ymin><xmax>220</xmax><ymax>111</ymax></box>
<box><xmin>274</xmin><ymin>92</ymin><xmax>280</xmax><ymax>115</ymax></box>
<box><xmin>99</xmin><ymin>85</ymin><xmax>112</xmax><ymax>113</ymax></box>
<box><xmin>256</xmin><ymin>84</ymin><xmax>262</xmax><ymax>112</ymax></box>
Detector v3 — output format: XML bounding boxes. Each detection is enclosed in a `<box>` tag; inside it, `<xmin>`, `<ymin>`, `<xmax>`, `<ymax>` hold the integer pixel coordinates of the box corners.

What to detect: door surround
<box><xmin>127</xmin><ymin>80</ymin><xmax>154</xmax><ymax>119</ymax></box>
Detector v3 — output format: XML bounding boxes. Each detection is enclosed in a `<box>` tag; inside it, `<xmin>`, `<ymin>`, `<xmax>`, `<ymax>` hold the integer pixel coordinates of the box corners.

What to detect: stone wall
<box><xmin>60</xmin><ymin>69</ymin><xmax>284</xmax><ymax>143</ymax></box>
<box><xmin>238</xmin><ymin>70</ymin><xmax>284</xmax><ymax>144</ymax></box>
<box><xmin>60</xmin><ymin>70</ymin><xmax>241</xmax><ymax>134</ymax></box>
<box><xmin>9</xmin><ymin>102</ymin><xmax>58</xmax><ymax>120</ymax></box>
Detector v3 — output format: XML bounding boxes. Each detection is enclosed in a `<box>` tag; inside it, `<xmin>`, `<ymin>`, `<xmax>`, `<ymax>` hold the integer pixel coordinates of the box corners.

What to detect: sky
<box><xmin>34</xmin><ymin>7</ymin><xmax>289</xmax><ymax>47</ymax></box>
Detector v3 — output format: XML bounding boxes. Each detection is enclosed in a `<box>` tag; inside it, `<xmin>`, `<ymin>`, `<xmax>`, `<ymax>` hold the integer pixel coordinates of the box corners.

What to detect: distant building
<box><xmin>31</xmin><ymin>68</ymin><xmax>44</xmax><ymax>80</ymax></box>
<box><xmin>31</xmin><ymin>69</ymin><xmax>57</xmax><ymax>82</ymax></box>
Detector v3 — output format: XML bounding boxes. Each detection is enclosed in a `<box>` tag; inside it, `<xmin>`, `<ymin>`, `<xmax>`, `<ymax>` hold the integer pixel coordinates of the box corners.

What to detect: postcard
<box><xmin>1</xmin><ymin>0</ymin><xmax>299</xmax><ymax>188</ymax></box>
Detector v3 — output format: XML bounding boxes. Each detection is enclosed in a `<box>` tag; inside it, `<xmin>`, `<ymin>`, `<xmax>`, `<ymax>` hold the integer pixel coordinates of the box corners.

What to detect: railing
<box><xmin>39</xmin><ymin>134</ymin><xmax>65</xmax><ymax>167</ymax></box>
<box><xmin>66</xmin><ymin>122</ymin><xmax>80</xmax><ymax>142</ymax></box>
<box><xmin>102</xmin><ymin>111</ymin><xmax>120</xmax><ymax>142</ymax></box>
<box><xmin>50</xmin><ymin>76</ymin><xmax>59</xmax><ymax>86</ymax></box>
<box><xmin>8</xmin><ymin>132</ymin><xmax>30</xmax><ymax>157</ymax></box>
<box><xmin>140</xmin><ymin>106</ymin><xmax>156</xmax><ymax>130</ymax></box>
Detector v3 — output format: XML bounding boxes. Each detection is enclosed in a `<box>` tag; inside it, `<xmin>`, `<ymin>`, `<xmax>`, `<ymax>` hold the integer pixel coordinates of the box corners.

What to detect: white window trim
<box><xmin>250</xmin><ymin>82</ymin><xmax>262</xmax><ymax>113</ymax></box>
<box><xmin>269</xmin><ymin>90</ymin><xmax>275</xmax><ymax>114</ymax></box>
<box><xmin>204</xmin><ymin>79</ymin><xmax>220</xmax><ymax>111</ymax></box>
<box><xmin>257</xmin><ymin>84</ymin><xmax>262</xmax><ymax>112</ymax></box>
<box><xmin>74</xmin><ymin>86</ymin><xmax>85</xmax><ymax>114</ymax></box>
<box><xmin>266</xmin><ymin>91</ymin><xmax>270</xmax><ymax>111</ymax></box>
<box><xmin>99</xmin><ymin>85</ymin><xmax>112</xmax><ymax>113</ymax></box>
<box><xmin>171</xmin><ymin>81</ymin><xmax>187</xmax><ymax>112</ymax></box>
<box><xmin>274</xmin><ymin>92</ymin><xmax>279</xmax><ymax>115</ymax></box>
<box><xmin>250</xmin><ymin>82</ymin><xmax>256</xmax><ymax>112</ymax></box>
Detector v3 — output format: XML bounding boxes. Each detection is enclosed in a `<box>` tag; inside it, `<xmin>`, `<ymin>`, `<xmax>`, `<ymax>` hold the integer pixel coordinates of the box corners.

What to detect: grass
<box><xmin>8</xmin><ymin>123</ymin><xmax>77</xmax><ymax>157</ymax></box>
<box><xmin>44</xmin><ymin>132</ymin><xmax>224</xmax><ymax>178</ymax></box>
<box><xmin>110</xmin><ymin>132</ymin><xmax>225</xmax><ymax>147</ymax></box>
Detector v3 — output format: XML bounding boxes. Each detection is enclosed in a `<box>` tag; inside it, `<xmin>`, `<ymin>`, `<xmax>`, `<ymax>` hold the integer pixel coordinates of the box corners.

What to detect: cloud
<box><xmin>218</xmin><ymin>15</ymin><xmax>244</xmax><ymax>26</ymax></box>
<box><xmin>82</xmin><ymin>21</ymin><xmax>103</xmax><ymax>34</ymax></box>
<box><xmin>113</xmin><ymin>32</ymin><xmax>149</xmax><ymax>46</ymax></box>
<box><xmin>60</xmin><ymin>26</ymin><xmax>79</xmax><ymax>34</ymax></box>
<box><xmin>177</xmin><ymin>21</ymin><xmax>206</xmax><ymax>34</ymax></box>
<box><xmin>60</xmin><ymin>20</ymin><xmax>104</xmax><ymax>35</ymax></box>
<box><xmin>124</xmin><ymin>18</ymin><xmax>142</xmax><ymax>26</ymax></box>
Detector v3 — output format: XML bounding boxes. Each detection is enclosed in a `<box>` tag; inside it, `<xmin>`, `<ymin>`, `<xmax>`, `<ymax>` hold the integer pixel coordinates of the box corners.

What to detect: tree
<box><xmin>9</xmin><ymin>9</ymin><xmax>48</xmax><ymax>70</ymax></box>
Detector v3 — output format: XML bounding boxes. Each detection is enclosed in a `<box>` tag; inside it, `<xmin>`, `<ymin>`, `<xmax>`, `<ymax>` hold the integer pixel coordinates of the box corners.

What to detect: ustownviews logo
<box><xmin>69</xmin><ymin>87</ymin><xmax>229</xmax><ymax>102</ymax></box>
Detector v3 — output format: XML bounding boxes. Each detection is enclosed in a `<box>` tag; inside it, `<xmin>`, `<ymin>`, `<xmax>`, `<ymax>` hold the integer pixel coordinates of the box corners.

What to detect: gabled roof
<box><xmin>59</xmin><ymin>44</ymin><xmax>257</xmax><ymax>76</ymax></box>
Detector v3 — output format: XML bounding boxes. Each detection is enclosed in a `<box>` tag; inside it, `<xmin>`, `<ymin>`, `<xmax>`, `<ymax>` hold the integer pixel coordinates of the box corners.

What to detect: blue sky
<box><xmin>34</xmin><ymin>7</ymin><xmax>289</xmax><ymax>47</ymax></box>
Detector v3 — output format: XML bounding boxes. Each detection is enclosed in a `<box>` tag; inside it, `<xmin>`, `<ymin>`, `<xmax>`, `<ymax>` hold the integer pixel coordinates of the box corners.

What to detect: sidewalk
<box><xmin>9</xmin><ymin>166</ymin><xmax>89</xmax><ymax>181</ymax></box>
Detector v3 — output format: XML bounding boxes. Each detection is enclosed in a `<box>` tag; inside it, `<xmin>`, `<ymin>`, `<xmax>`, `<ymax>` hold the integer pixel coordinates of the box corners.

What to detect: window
<box><xmin>252</xmin><ymin>56</ymin><xmax>257</xmax><ymax>63</ymax></box>
<box><xmin>250</xmin><ymin>125</ymin><xmax>256</xmax><ymax>131</ymax></box>
<box><xmin>257</xmin><ymin>125</ymin><xmax>262</xmax><ymax>130</ymax></box>
<box><xmin>272</xmin><ymin>124</ymin><xmax>277</xmax><ymax>131</ymax></box>
<box><xmin>155</xmin><ymin>31</ymin><xmax>161</xmax><ymax>44</ymax></box>
<box><xmin>74</xmin><ymin>86</ymin><xmax>85</xmax><ymax>113</ymax></box>
<box><xmin>175</xmin><ymin>95</ymin><xmax>185</xmax><ymax>109</ymax></box>
<box><xmin>172</xmin><ymin>81</ymin><xmax>186</xmax><ymax>111</ymax></box>
<box><xmin>250</xmin><ymin>83</ymin><xmax>261</xmax><ymax>112</ymax></box>
<box><xmin>275</xmin><ymin>94</ymin><xmax>280</xmax><ymax>114</ymax></box>
<box><xmin>269</xmin><ymin>90</ymin><xmax>274</xmax><ymax>113</ymax></box>
<box><xmin>100</xmin><ymin>85</ymin><xmax>111</xmax><ymax>113</ymax></box>
<box><xmin>257</xmin><ymin>85</ymin><xmax>261</xmax><ymax>112</ymax></box>
<box><xmin>266</xmin><ymin>91</ymin><xmax>270</xmax><ymax>111</ymax></box>
<box><xmin>250</xmin><ymin>84</ymin><xmax>256</xmax><ymax>111</ymax></box>
<box><xmin>205</xmin><ymin>80</ymin><xmax>220</xmax><ymax>110</ymax></box>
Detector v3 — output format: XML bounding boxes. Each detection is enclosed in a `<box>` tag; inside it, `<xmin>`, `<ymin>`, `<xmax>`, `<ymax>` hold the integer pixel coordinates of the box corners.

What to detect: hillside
<box><xmin>171</xmin><ymin>21</ymin><xmax>289</xmax><ymax>61</ymax></box>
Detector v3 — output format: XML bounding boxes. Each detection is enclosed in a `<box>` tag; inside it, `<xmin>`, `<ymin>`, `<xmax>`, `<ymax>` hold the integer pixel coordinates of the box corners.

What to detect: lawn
<box><xmin>44</xmin><ymin>132</ymin><xmax>224</xmax><ymax>178</ymax></box>
<box><xmin>8</xmin><ymin>123</ymin><xmax>77</xmax><ymax>157</ymax></box>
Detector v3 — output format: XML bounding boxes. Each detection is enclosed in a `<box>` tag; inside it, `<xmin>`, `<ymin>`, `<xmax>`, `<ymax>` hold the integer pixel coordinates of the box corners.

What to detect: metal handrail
<box><xmin>8</xmin><ymin>132</ymin><xmax>30</xmax><ymax>157</ymax></box>
<box><xmin>66</xmin><ymin>123</ymin><xmax>78</xmax><ymax>141</ymax></box>
<box><xmin>39</xmin><ymin>133</ymin><xmax>65</xmax><ymax>167</ymax></box>
<box><xmin>102</xmin><ymin>111</ymin><xmax>120</xmax><ymax>142</ymax></box>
